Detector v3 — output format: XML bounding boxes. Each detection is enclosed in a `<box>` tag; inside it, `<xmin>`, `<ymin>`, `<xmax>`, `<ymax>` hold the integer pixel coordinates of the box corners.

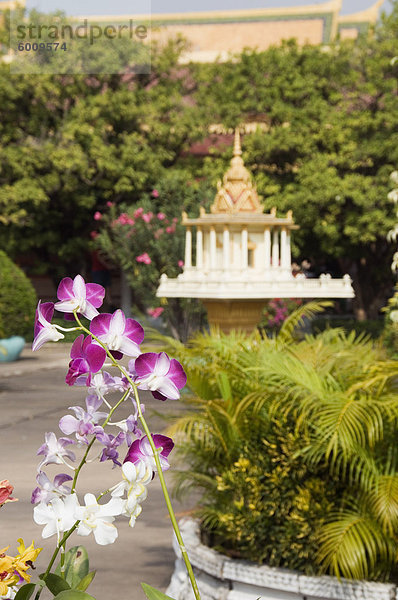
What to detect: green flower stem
<box><xmin>34</xmin><ymin>523</ymin><xmax>78</xmax><ymax>600</ymax></box>
<box><xmin>72</xmin><ymin>312</ymin><xmax>201</xmax><ymax>599</ymax></box>
<box><xmin>54</xmin><ymin>325</ymin><xmax>81</xmax><ymax>333</ymax></box>
<box><xmin>131</xmin><ymin>385</ymin><xmax>202</xmax><ymax>600</ymax></box>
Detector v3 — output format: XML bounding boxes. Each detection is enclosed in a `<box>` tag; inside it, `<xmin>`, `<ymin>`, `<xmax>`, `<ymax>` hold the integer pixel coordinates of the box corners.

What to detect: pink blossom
<box><xmin>172</xmin><ymin>217</ymin><xmax>178</xmax><ymax>223</ymax></box>
<box><xmin>117</xmin><ymin>213</ymin><xmax>135</xmax><ymax>226</ymax></box>
<box><xmin>142</xmin><ymin>212</ymin><xmax>153</xmax><ymax>224</ymax></box>
<box><xmin>136</xmin><ymin>253</ymin><xmax>151</xmax><ymax>265</ymax></box>
<box><xmin>90</xmin><ymin>231</ymin><xmax>98</xmax><ymax>239</ymax></box>
<box><xmin>147</xmin><ymin>307</ymin><xmax>164</xmax><ymax>318</ymax></box>
<box><xmin>134</xmin><ymin>207</ymin><xmax>144</xmax><ymax>218</ymax></box>
<box><xmin>157</xmin><ymin>212</ymin><xmax>166</xmax><ymax>220</ymax></box>
<box><xmin>94</xmin><ymin>211</ymin><xmax>102</xmax><ymax>221</ymax></box>
<box><xmin>154</xmin><ymin>229</ymin><xmax>163</xmax><ymax>239</ymax></box>
<box><xmin>151</xmin><ymin>189</ymin><xmax>159</xmax><ymax>198</ymax></box>
<box><xmin>106</xmin><ymin>201</ymin><xmax>114</xmax><ymax>207</ymax></box>
<box><xmin>178</xmin><ymin>260</ymin><xmax>184</xmax><ymax>268</ymax></box>
<box><xmin>166</xmin><ymin>225</ymin><xmax>176</xmax><ymax>234</ymax></box>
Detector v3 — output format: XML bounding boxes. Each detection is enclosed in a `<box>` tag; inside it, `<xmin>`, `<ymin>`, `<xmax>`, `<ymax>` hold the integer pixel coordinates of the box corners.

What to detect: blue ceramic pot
<box><xmin>0</xmin><ymin>336</ymin><xmax>25</xmax><ymax>362</ymax></box>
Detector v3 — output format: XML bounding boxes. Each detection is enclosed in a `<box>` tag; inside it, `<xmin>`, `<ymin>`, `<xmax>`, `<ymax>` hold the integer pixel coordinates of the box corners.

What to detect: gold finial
<box><xmin>233</xmin><ymin>128</ymin><xmax>242</xmax><ymax>157</ymax></box>
<box><xmin>286</xmin><ymin>210</ymin><xmax>293</xmax><ymax>220</ymax></box>
<box><xmin>271</xmin><ymin>206</ymin><xmax>277</xmax><ymax>216</ymax></box>
<box><xmin>210</xmin><ymin>128</ymin><xmax>264</xmax><ymax>214</ymax></box>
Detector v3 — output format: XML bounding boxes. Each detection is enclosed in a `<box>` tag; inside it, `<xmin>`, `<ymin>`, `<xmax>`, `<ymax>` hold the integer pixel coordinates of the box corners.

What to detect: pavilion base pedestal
<box><xmin>202</xmin><ymin>299</ymin><xmax>266</xmax><ymax>334</ymax></box>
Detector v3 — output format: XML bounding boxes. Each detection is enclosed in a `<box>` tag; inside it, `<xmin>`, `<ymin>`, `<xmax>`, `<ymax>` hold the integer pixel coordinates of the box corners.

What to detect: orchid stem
<box><xmin>72</xmin><ymin>311</ymin><xmax>201</xmax><ymax>599</ymax></box>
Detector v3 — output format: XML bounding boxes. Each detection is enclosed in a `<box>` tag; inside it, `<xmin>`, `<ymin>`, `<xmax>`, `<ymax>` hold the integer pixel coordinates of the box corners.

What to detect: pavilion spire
<box><xmin>233</xmin><ymin>128</ymin><xmax>242</xmax><ymax>157</ymax></box>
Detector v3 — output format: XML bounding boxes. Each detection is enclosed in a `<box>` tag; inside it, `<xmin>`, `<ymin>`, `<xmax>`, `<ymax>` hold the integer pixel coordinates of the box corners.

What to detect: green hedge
<box><xmin>0</xmin><ymin>251</ymin><xmax>37</xmax><ymax>339</ymax></box>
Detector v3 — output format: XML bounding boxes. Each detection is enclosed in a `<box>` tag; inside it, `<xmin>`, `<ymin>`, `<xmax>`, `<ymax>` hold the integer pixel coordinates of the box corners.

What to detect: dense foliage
<box><xmin>0</xmin><ymin>251</ymin><xmax>37</xmax><ymax>338</ymax></box>
<box><xmin>0</xmin><ymin>4</ymin><xmax>397</xmax><ymax>316</ymax></box>
<box><xmin>150</xmin><ymin>305</ymin><xmax>398</xmax><ymax>581</ymax></box>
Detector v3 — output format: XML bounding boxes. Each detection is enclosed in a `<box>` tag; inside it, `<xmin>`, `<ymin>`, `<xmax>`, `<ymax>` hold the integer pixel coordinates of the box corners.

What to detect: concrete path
<box><xmin>0</xmin><ymin>343</ymin><xmax>194</xmax><ymax>600</ymax></box>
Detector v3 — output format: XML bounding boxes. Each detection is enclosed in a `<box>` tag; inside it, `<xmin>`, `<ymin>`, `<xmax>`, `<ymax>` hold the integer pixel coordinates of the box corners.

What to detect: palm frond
<box><xmin>317</xmin><ymin>507</ymin><xmax>395</xmax><ymax>580</ymax></box>
<box><xmin>277</xmin><ymin>300</ymin><xmax>333</xmax><ymax>346</ymax></box>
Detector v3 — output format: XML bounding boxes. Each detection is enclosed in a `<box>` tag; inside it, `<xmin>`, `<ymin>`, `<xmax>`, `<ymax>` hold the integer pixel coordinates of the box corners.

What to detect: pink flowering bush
<box><xmin>94</xmin><ymin>172</ymin><xmax>211</xmax><ymax>340</ymax></box>
<box><xmin>3</xmin><ymin>274</ymin><xmax>201</xmax><ymax>600</ymax></box>
<box><xmin>260</xmin><ymin>298</ymin><xmax>303</xmax><ymax>334</ymax></box>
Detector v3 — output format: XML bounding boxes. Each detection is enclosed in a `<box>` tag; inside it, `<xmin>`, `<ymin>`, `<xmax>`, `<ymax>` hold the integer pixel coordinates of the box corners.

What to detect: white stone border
<box><xmin>166</xmin><ymin>519</ymin><xmax>396</xmax><ymax>600</ymax></box>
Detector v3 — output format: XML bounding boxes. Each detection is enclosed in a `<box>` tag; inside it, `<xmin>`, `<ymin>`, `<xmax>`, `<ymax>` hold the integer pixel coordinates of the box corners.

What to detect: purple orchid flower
<box><xmin>90</xmin><ymin>309</ymin><xmax>144</xmax><ymax>359</ymax></box>
<box><xmin>32</xmin><ymin>301</ymin><xmax>64</xmax><ymax>351</ymax></box>
<box><xmin>37</xmin><ymin>432</ymin><xmax>75</xmax><ymax>470</ymax></box>
<box><xmin>95</xmin><ymin>430</ymin><xmax>126</xmax><ymax>467</ymax></box>
<box><xmin>129</xmin><ymin>352</ymin><xmax>187</xmax><ymax>401</ymax></box>
<box><xmin>55</xmin><ymin>274</ymin><xmax>105</xmax><ymax>320</ymax></box>
<box><xmin>124</xmin><ymin>434</ymin><xmax>174</xmax><ymax>473</ymax></box>
<box><xmin>65</xmin><ymin>334</ymin><xmax>106</xmax><ymax>386</ymax></box>
<box><xmin>31</xmin><ymin>472</ymin><xmax>73</xmax><ymax>504</ymax></box>
<box><xmin>59</xmin><ymin>396</ymin><xmax>108</xmax><ymax>444</ymax></box>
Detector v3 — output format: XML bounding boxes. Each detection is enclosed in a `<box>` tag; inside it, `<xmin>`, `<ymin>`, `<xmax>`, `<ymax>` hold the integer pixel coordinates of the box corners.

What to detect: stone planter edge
<box><xmin>166</xmin><ymin>518</ymin><xmax>397</xmax><ymax>600</ymax></box>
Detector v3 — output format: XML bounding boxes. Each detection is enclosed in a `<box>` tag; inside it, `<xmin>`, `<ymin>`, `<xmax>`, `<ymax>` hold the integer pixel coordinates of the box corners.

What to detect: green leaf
<box><xmin>14</xmin><ymin>584</ymin><xmax>36</xmax><ymax>600</ymax></box>
<box><xmin>141</xmin><ymin>583</ymin><xmax>175</xmax><ymax>600</ymax></box>
<box><xmin>75</xmin><ymin>571</ymin><xmax>96</xmax><ymax>592</ymax></box>
<box><xmin>55</xmin><ymin>546</ymin><xmax>90</xmax><ymax>589</ymax></box>
<box><xmin>41</xmin><ymin>573</ymin><xmax>71</xmax><ymax>595</ymax></box>
<box><xmin>53</xmin><ymin>591</ymin><xmax>96</xmax><ymax>600</ymax></box>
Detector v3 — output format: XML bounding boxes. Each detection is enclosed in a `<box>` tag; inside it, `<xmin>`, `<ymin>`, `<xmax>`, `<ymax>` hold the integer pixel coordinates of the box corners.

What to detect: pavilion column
<box><xmin>286</xmin><ymin>230</ymin><xmax>291</xmax><ymax>269</ymax></box>
<box><xmin>264</xmin><ymin>228</ymin><xmax>271</xmax><ymax>269</ymax></box>
<box><xmin>241</xmin><ymin>227</ymin><xmax>248</xmax><ymax>270</ymax></box>
<box><xmin>184</xmin><ymin>227</ymin><xmax>192</xmax><ymax>268</ymax></box>
<box><xmin>210</xmin><ymin>226</ymin><xmax>217</xmax><ymax>269</ymax></box>
<box><xmin>272</xmin><ymin>228</ymin><xmax>279</xmax><ymax>267</ymax></box>
<box><xmin>280</xmin><ymin>227</ymin><xmax>288</xmax><ymax>268</ymax></box>
<box><xmin>223</xmin><ymin>226</ymin><xmax>230</xmax><ymax>270</ymax></box>
<box><xmin>196</xmin><ymin>227</ymin><xmax>203</xmax><ymax>269</ymax></box>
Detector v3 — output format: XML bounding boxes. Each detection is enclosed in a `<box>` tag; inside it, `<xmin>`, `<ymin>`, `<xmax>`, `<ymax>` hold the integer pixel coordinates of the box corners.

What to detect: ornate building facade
<box><xmin>80</xmin><ymin>0</ymin><xmax>384</xmax><ymax>63</ymax></box>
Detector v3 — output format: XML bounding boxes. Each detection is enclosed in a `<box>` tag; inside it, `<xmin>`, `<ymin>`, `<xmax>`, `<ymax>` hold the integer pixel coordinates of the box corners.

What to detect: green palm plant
<box><xmin>148</xmin><ymin>304</ymin><xmax>398</xmax><ymax>581</ymax></box>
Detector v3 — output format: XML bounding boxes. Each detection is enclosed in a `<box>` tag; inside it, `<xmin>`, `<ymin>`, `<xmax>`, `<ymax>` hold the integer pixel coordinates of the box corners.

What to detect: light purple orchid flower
<box><xmin>37</xmin><ymin>432</ymin><xmax>75</xmax><ymax>470</ymax></box>
<box><xmin>32</xmin><ymin>301</ymin><xmax>64</xmax><ymax>351</ymax></box>
<box><xmin>95</xmin><ymin>430</ymin><xmax>126</xmax><ymax>467</ymax></box>
<box><xmin>59</xmin><ymin>396</ymin><xmax>108</xmax><ymax>444</ymax></box>
<box><xmin>74</xmin><ymin>371</ymin><xmax>127</xmax><ymax>398</ymax></box>
<box><xmin>112</xmin><ymin>413</ymin><xmax>142</xmax><ymax>446</ymax></box>
<box><xmin>65</xmin><ymin>334</ymin><xmax>106</xmax><ymax>386</ymax></box>
<box><xmin>55</xmin><ymin>274</ymin><xmax>105</xmax><ymax>320</ymax></box>
<box><xmin>31</xmin><ymin>472</ymin><xmax>73</xmax><ymax>504</ymax></box>
<box><xmin>90</xmin><ymin>309</ymin><xmax>144</xmax><ymax>359</ymax></box>
<box><xmin>124</xmin><ymin>434</ymin><xmax>174</xmax><ymax>474</ymax></box>
<box><xmin>129</xmin><ymin>352</ymin><xmax>187</xmax><ymax>401</ymax></box>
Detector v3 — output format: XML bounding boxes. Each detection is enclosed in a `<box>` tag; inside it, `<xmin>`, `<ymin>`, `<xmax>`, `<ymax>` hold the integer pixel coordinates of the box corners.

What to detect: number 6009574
<box><xmin>17</xmin><ymin>42</ymin><xmax>67</xmax><ymax>51</ymax></box>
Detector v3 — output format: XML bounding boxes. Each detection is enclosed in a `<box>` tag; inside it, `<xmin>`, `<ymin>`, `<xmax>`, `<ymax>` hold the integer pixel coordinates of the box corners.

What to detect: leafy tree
<box><xmin>0</xmin><ymin>11</ymin><xmax>204</xmax><ymax>281</ymax></box>
<box><xmin>192</xmin><ymin>7</ymin><xmax>398</xmax><ymax>318</ymax></box>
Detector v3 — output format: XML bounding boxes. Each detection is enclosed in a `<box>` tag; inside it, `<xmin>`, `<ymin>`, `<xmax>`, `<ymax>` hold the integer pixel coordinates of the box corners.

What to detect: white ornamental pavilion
<box><xmin>157</xmin><ymin>130</ymin><xmax>354</xmax><ymax>332</ymax></box>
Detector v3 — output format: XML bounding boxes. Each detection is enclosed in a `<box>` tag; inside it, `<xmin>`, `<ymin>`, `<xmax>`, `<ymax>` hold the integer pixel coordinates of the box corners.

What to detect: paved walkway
<box><xmin>0</xmin><ymin>343</ymin><xmax>193</xmax><ymax>600</ymax></box>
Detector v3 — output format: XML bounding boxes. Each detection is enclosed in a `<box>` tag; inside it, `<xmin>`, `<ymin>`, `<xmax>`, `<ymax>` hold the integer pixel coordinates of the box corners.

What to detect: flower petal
<box><xmin>93</xmin><ymin>520</ymin><xmax>118</xmax><ymax>545</ymax></box>
<box><xmin>90</xmin><ymin>313</ymin><xmax>112</xmax><ymax>337</ymax></box>
<box><xmin>86</xmin><ymin>283</ymin><xmax>105</xmax><ymax>308</ymax></box>
<box><xmin>167</xmin><ymin>359</ymin><xmax>187</xmax><ymax>389</ymax></box>
<box><xmin>85</xmin><ymin>344</ymin><xmax>106</xmax><ymax>373</ymax></box>
<box><xmin>134</xmin><ymin>353</ymin><xmax>158</xmax><ymax>377</ymax></box>
<box><xmin>57</xmin><ymin>278</ymin><xmax>74</xmax><ymax>301</ymax></box>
